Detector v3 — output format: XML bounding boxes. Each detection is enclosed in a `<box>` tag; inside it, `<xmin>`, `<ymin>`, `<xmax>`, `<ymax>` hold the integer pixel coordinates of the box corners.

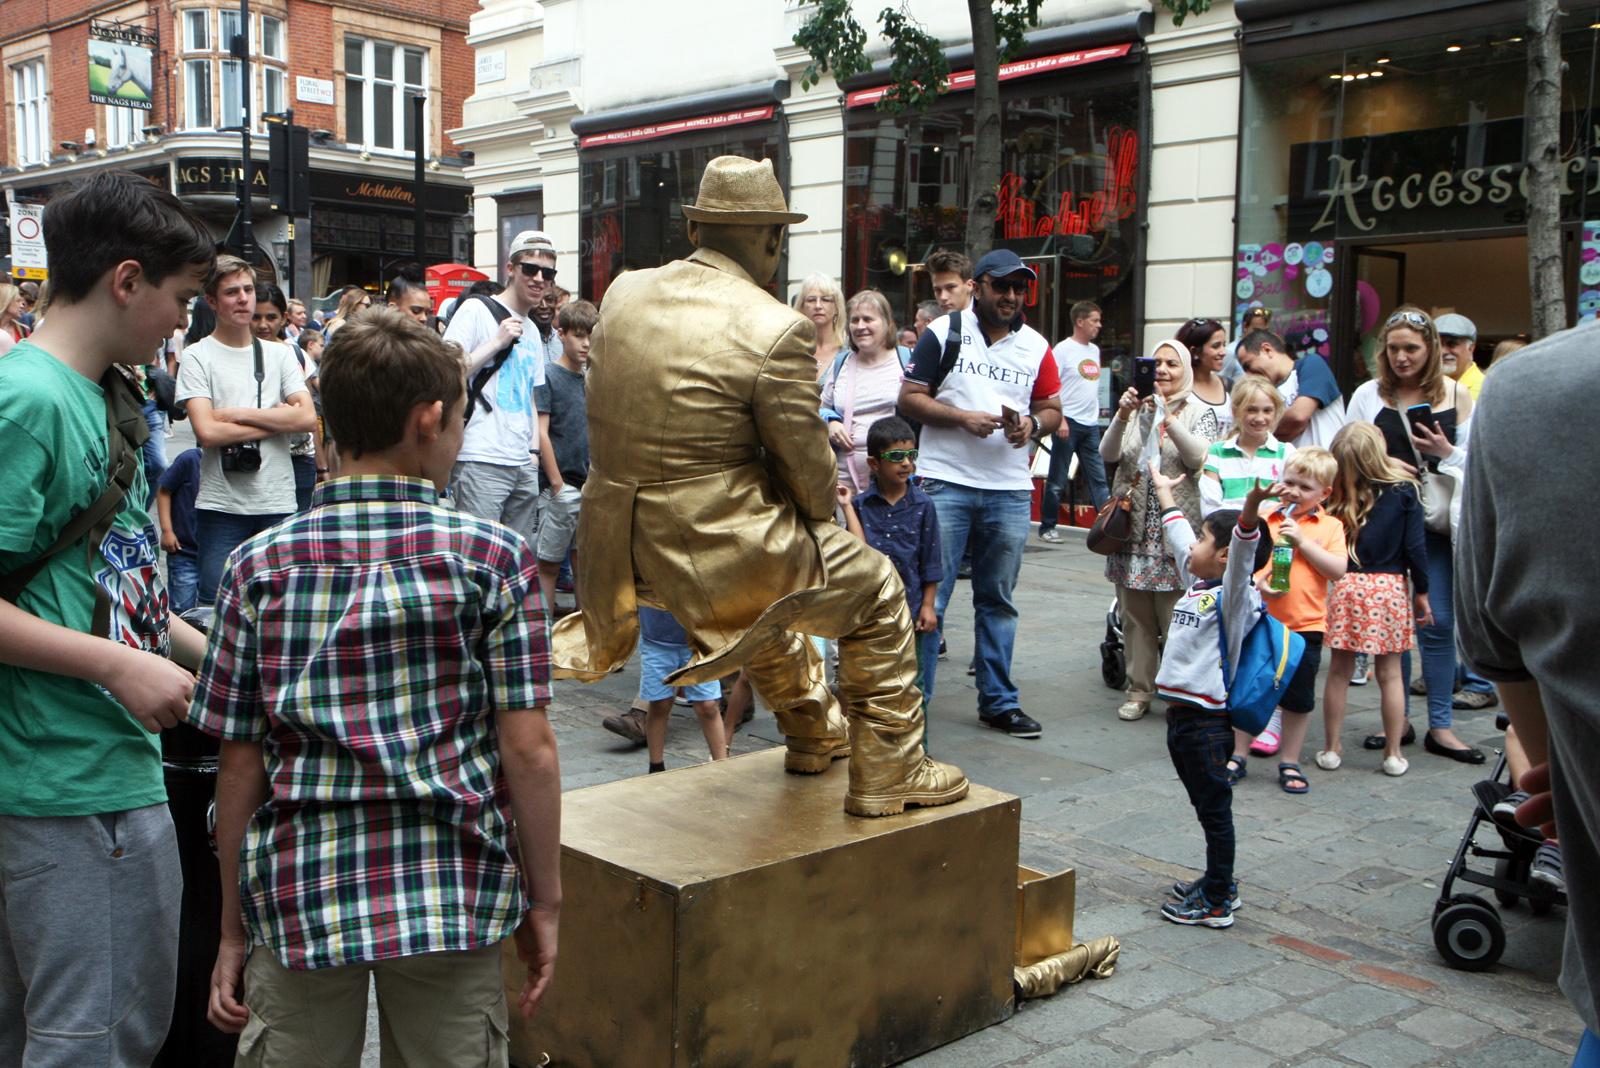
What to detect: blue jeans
<box><xmin>1039</xmin><ymin>419</ymin><xmax>1110</xmax><ymax>529</ymax></box>
<box><xmin>292</xmin><ymin>454</ymin><xmax>318</xmax><ymax>513</ymax></box>
<box><xmin>922</xmin><ymin>481</ymin><xmax>1032</xmax><ymax>714</ymax></box>
<box><xmin>195</xmin><ymin>509</ymin><xmax>291</xmax><ymax>606</ymax></box>
<box><xmin>1577</xmin><ymin>1030</ymin><xmax>1600</xmax><ymax>1068</ymax></box>
<box><xmin>1402</xmin><ymin>530</ymin><xmax>1457</xmax><ymax>730</ymax></box>
<box><xmin>1166</xmin><ymin>706</ymin><xmax>1235</xmax><ymax>905</ymax></box>
<box><xmin>167</xmin><ymin>550</ymin><xmax>200</xmax><ymax>617</ymax></box>
<box><xmin>140</xmin><ymin>399</ymin><xmax>167</xmax><ymax>503</ymax></box>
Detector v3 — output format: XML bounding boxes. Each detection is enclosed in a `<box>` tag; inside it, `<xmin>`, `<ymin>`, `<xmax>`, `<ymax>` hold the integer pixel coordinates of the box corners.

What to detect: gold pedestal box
<box><xmin>505</xmin><ymin>748</ymin><xmax>1021</xmax><ymax>1067</ymax></box>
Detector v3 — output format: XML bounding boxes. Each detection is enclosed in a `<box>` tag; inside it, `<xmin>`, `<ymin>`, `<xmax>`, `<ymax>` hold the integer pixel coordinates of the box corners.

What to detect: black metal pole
<box><xmin>413</xmin><ymin>93</ymin><xmax>427</xmax><ymax>266</ymax></box>
<box><xmin>283</xmin><ymin>108</ymin><xmax>294</xmax><ymax>296</ymax></box>
<box><xmin>237</xmin><ymin>0</ymin><xmax>253</xmax><ymax>261</ymax></box>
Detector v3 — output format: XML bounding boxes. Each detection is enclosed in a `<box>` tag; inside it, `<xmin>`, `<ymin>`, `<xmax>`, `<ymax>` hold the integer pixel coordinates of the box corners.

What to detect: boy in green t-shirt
<box><xmin>0</xmin><ymin>171</ymin><xmax>216</xmax><ymax>1067</ymax></box>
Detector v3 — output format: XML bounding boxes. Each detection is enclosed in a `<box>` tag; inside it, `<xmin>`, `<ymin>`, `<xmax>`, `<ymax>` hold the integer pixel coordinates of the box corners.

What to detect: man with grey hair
<box><xmin>443</xmin><ymin>230</ymin><xmax>562</xmax><ymax>538</ymax></box>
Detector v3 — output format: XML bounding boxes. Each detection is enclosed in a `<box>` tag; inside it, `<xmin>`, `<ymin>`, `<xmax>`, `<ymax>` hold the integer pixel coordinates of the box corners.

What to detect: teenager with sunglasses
<box><xmin>1345</xmin><ymin>305</ymin><xmax>1482</xmax><ymax>764</ymax></box>
<box><xmin>442</xmin><ymin>230</ymin><xmax>563</xmax><ymax>542</ymax></box>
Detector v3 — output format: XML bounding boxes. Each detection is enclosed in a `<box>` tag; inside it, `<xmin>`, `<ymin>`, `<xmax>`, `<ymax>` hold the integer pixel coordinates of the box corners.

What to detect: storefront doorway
<box><xmin>1338</xmin><ymin>232</ymin><xmax>1531</xmax><ymax>385</ymax></box>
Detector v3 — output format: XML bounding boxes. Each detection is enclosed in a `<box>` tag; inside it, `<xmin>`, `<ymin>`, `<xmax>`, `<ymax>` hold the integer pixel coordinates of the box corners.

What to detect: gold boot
<box><xmin>844</xmin><ymin>757</ymin><xmax>968</xmax><ymax>817</ymax></box>
<box><xmin>784</xmin><ymin>737</ymin><xmax>852</xmax><ymax>773</ymax></box>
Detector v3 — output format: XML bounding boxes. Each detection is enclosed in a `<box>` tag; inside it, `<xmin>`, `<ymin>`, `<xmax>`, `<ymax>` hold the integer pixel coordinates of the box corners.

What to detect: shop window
<box><xmin>1236</xmin><ymin>12</ymin><xmax>1600</xmax><ymax>378</ymax></box>
<box><xmin>107</xmin><ymin>105</ymin><xmax>141</xmax><ymax>148</ymax></box>
<box><xmin>344</xmin><ymin>36</ymin><xmax>427</xmax><ymax>154</ymax></box>
<box><xmin>11</xmin><ymin>59</ymin><xmax>49</xmax><ymax>165</ymax></box>
<box><xmin>579</xmin><ymin>128</ymin><xmax>787</xmax><ymax>303</ymax></box>
<box><xmin>843</xmin><ymin>76</ymin><xmax>1142</xmax><ymax>399</ymax></box>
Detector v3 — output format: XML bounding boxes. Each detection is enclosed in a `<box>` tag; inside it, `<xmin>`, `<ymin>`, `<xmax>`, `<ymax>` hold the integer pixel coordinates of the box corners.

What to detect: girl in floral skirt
<box><xmin>1318</xmin><ymin>423</ymin><xmax>1432</xmax><ymax>776</ymax></box>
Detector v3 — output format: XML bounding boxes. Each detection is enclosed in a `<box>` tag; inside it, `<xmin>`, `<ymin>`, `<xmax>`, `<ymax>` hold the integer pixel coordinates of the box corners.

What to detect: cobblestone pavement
<box><xmin>322</xmin><ymin>510</ymin><xmax>1580</xmax><ymax>1067</ymax></box>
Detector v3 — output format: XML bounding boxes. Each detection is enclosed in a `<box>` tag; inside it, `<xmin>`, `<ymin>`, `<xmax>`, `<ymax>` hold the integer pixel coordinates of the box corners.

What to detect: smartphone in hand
<box><xmin>1405</xmin><ymin>403</ymin><xmax>1436</xmax><ymax>437</ymax></box>
<box><xmin>1001</xmin><ymin>405</ymin><xmax>1021</xmax><ymax>432</ymax></box>
<box><xmin>1134</xmin><ymin>356</ymin><xmax>1157</xmax><ymax>398</ymax></box>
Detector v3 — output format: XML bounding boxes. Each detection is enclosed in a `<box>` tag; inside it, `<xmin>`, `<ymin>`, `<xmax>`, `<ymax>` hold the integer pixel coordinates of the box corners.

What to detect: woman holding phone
<box><xmin>1346</xmin><ymin>305</ymin><xmax>1480</xmax><ymax>763</ymax></box>
<box><xmin>1099</xmin><ymin>339</ymin><xmax>1211</xmax><ymax>722</ymax></box>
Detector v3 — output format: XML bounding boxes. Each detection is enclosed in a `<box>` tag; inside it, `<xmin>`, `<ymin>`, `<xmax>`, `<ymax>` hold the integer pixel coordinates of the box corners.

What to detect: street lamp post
<box><xmin>413</xmin><ymin>93</ymin><xmax>427</xmax><ymax>268</ymax></box>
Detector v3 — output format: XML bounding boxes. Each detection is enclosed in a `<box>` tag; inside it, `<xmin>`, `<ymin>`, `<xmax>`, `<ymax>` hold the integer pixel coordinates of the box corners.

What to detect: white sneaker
<box><xmin>1381</xmin><ymin>755</ymin><xmax>1409</xmax><ymax>777</ymax></box>
<box><xmin>1351</xmin><ymin>653</ymin><xmax>1369</xmax><ymax>686</ymax></box>
<box><xmin>1117</xmin><ymin>700</ymin><xmax>1149</xmax><ymax>721</ymax></box>
<box><xmin>1315</xmin><ymin>749</ymin><xmax>1342</xmax><ymax>771</ymax></box>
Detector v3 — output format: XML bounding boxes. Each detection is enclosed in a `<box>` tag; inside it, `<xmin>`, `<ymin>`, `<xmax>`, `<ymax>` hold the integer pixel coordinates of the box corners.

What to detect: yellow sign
<box><xmin>11</xmin><ymin>266</ymin><xmax>48</xmax><ymax>280</ymax></box>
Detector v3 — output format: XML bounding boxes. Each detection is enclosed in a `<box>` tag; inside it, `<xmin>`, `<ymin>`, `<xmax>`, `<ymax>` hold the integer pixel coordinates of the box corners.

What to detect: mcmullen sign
<box><xmin>1288</xmin><ymin>113</ymin><xmax>1600</xmax><ymax>238</ymax></box>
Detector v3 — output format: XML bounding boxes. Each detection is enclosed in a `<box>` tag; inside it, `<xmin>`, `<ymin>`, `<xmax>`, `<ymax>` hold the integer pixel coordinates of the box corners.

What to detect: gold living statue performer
<box><xmin>553</xmin><ymin>156</ymin><xmax>967</xmax><ymax>817</ymax></box>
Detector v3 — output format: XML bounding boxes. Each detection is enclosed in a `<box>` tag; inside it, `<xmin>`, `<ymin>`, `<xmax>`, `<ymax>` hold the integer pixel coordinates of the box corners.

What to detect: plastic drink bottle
<box><xmin>1269</xmin><ymin>508</ymin><xmax>1294</xmax><ymax>592</ymax></box>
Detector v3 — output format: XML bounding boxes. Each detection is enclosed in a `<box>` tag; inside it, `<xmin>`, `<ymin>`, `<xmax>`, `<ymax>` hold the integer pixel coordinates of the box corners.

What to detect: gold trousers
<box><xmin>737</xmin><ymin>525</ymin><xmax>926</xmax><ymax>792</ymax></box>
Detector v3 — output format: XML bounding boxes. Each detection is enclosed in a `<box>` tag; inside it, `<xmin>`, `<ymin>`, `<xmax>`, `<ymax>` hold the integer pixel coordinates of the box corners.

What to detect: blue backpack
<box><xmin>1215</xmin><ymin>591</ymin><xmax>1306</xmax><ymax>735</ymax></box>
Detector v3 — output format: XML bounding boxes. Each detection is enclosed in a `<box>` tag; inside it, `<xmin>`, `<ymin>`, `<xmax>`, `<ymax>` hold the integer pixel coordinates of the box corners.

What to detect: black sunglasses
<box><xmin>517</xmin><ymin>262</ymin><xmax>558</xmax><ymax>282</ymax></box>
<box><xmin>986</xmin><ymin>277</ymin><xmax>1031</xmax><ymax>295</ymax></box>
<box><xmin>877</xmin><ymin>448</ymin><xmax>919</xmax><ymax>463</ymax></box>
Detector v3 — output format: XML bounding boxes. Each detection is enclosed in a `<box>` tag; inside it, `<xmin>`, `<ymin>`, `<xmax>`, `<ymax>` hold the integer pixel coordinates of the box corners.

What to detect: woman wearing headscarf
<box><xmin>1100</xmin><ymin>339</ymin><xmax>1212</xmax><ymax>721</ymax></box>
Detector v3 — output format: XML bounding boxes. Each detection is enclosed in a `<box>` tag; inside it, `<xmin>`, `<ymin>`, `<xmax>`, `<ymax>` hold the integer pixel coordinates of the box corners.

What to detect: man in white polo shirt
<box><xmin>899</xmin><ymin>249</ymin><xmax>1063</xmax><ymax>738</ymax></box>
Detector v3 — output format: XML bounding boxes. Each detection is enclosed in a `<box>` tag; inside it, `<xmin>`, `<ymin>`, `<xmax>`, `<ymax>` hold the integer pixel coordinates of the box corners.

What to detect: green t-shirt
<box><xmin>0</xmin><ymin>341</ymin><xmax>168</xmax><ymax>816</ymax></box>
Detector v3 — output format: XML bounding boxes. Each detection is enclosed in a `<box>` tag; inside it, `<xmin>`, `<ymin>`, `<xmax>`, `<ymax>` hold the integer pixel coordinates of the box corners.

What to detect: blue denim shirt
<box><xmin>853</xmin><ymin>480</ymin><xmax>943</xmax><ymax>611</ymax></box>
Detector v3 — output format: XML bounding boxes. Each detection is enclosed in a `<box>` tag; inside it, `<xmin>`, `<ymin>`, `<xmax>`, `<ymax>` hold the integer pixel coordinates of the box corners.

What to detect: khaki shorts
<box><xmin>535</xmin><ymin>483</ymin><xmax>581</xmax><ymax>564</ymax></box>
<box><xmin>235</xmin><ymin>941</ymin><xmax>508</xmax><ymax>1068</ymax></box>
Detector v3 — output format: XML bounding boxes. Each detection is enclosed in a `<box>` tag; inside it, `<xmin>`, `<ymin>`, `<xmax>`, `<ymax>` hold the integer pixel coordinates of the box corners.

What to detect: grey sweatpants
<box><xmin>0</xmin><ymin>804</ymin><xmax>181</xmax><ymax>1068</ymax></box>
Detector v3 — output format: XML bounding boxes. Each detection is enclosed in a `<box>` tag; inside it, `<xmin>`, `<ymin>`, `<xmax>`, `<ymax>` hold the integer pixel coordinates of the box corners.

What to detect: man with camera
<box><xmin>175</xmin><ymin>255</ymin><xmax>316</xmax><ymax>607</ymax></box>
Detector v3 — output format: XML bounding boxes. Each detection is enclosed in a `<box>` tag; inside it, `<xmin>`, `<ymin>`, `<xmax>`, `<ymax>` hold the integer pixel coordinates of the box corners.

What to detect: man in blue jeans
<box><xmin>175</xmin><ymin>254</ymin><xmax>315</xmax><ymax>605</ymax></box>
<box><xmin>899</xmin><ymin>250</ymin><xmax>1063</xmax><ymax>737</ymax></box>
<box><xmin>1039</xmin><ymin>299</ymin><xmax>1110</xmax><ymax>541</ymax></box>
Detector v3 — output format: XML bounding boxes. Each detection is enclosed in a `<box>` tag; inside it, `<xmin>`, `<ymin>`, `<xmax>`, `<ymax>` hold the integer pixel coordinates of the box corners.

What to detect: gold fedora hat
<box><xmin>682</xmin><ymin>156</ymin><xmax>807</xmax><ymax>225</ymax></box>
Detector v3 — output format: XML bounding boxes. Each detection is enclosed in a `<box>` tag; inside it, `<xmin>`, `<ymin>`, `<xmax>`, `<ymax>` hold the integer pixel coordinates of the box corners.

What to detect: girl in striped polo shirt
<box><xmin>1200</xmin><ymin>375</ymin><xmax>1296</xmax><ymax>515</ymax></box>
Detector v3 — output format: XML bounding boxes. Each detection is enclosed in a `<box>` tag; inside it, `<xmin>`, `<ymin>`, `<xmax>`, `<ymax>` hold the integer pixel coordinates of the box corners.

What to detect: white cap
<box><xmin>507</xmin><ymin>229</ymin><xmax>555</xmax><ymax>260</ymax></box>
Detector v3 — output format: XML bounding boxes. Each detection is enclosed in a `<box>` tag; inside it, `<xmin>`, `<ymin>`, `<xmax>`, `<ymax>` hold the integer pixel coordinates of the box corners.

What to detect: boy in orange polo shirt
<box><xmin>1230</xmin><ymin>447</ymin><xmax>1347</xmax><ymax>794</ymax></box>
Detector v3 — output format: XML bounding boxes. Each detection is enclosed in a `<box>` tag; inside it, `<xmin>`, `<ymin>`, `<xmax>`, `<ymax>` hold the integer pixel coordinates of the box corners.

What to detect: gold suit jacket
<box><xmin>552</xmin><ymin>248</ymin><xmax>848</xmax><ymax>682</ymax></box>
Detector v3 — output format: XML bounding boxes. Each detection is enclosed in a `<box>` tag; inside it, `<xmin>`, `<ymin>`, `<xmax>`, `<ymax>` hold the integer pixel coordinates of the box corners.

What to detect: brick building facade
<box><xmin>0</xmin><ymin>0</ymin><xmax>479</xmax><ymax>295</ymax></box>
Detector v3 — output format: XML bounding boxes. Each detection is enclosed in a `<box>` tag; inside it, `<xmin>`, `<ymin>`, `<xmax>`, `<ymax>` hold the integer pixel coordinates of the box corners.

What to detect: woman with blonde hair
<box><xmin>0</xmin><ymin>284</ymin><xmax>24</xmax><ymax>353</ymax></box>
<box><xmin>795</xmin><ymin>273</ymin><xmax>847</xmax><ymax>379</ymax></box>
<box><xmin>1345</xmin><ymin>305</ymin><xmax>1480</xmax><ymax>763</ymax></box>
<box><xmin>1099</xmin><ymin>339</ymin><xmax>1211</xmax><ymax>721</ymax></box>
<box><xmin>1319</xmin><ymin>422</ymin><xmax>1430</xmax><ymax>775</ymax></box>
<box><xmin>819</xmin><ymin>289</ymin><xmax>907</xmax><ymax>492</ymax></box>
<box><xmin>323</xmin><ymin>286</ymin><xmax>372</xmax><ymax>338</ymax></box>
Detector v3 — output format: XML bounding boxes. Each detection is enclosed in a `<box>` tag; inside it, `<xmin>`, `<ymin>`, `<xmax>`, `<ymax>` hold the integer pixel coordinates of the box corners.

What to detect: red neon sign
<box><xmin>997</xmin><ymin>125</ymin><xmax>1139</xmax><ymax>239</ymax></box>
<box><xmin>845</xmin><ymin>44</ymin><xmax>1132</xmax><ymax>109</ymax></box>
<box><xmin>579</xmin><ymin>106</ymin><xmax>776</xmax><ymax>149</ymax></box>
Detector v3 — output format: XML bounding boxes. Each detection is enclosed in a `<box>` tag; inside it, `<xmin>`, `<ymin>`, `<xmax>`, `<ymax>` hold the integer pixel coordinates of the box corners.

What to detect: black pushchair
<box><xmin>1099</xmin><ymin>599</ymin><xmax>1125</xmax><ymax>690</ymax></box>
<box><xmin>1431</xmin><ymin>713</ymin><xmax>1567</xmax><ymax>971</ymax></box>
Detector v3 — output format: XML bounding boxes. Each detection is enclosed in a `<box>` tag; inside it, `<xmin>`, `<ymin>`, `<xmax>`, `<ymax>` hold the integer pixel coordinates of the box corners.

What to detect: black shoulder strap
<box><xmin>463</xmin><ymin>295</ymin><xmax>519</xmax><ymax>423</ymax></box>
<box><xmin>0</xmin><ymin>369</ymin><xmax>147</xmax><ymax>638</ymax></box>
<box><xmin>928</xmin><ymin>309</ymin><xmax>964</xmax><ymax>397</ymax></box>
<box><xmin>252</xmin><ymin>337</ymin><xmax>264</xmax><ymax>409</ymax></box>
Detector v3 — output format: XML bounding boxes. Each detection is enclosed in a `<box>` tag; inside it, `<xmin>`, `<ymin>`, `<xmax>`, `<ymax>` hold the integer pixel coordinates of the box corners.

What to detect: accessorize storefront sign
<box><xmin>578</xmin><ymin>106</ymin><xmax>777</xmax><ymax>149</ymax></box>
<box><xmin>88</xmin><ymin>22</ymin><xmax>155</xmax><ymax>110</ymax></box>
<box><xmin>1292</xmin><ymin>115</ymin><xmax>1600</xmax><ymax>236</ymax></box>
<box><xmin>845</xmin><ymin>45</ymin><xmax>1133</xmax><ymax>109</ymax></box>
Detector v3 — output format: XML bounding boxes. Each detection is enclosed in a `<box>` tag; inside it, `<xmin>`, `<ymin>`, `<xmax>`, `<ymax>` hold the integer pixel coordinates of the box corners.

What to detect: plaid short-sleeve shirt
<box><xmin>189</xmin><ymin>475</ymin><xmax>552</xmax><ymax>970</ymax></box>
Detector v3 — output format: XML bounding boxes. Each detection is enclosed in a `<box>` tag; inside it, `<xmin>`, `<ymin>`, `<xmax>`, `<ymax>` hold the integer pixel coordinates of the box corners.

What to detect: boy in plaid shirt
<box><xmin>191</xmin><ymin>309</ymin><xmax>562</xmax><ymax>1066</ymax></box>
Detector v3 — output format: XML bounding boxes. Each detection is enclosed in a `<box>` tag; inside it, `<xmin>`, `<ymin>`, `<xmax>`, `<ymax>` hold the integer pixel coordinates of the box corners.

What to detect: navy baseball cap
<box><xmin>972</xmin><ymin>249</ymin><xmax>1037</xmax><ymax>282</ymax></box>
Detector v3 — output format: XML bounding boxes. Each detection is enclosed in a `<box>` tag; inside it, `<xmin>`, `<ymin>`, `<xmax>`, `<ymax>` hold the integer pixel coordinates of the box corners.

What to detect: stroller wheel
<box><xmin>1433</xmin><ymin>895</ymin><xmax>1505</xmax><ymax>971</ymax></box>
<box><xmin>1100</xmin><ymin>642</ymin><xmax>1126</xmax><ymax>690</ymax></box>
<box><xmin>1493</xmin><ymin>856</ymin><xmax>1524</xmax><ymax>909</ymax></box>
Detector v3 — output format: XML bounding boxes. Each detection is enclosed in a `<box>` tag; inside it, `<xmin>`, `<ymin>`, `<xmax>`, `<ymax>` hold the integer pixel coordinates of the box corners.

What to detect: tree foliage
<box><xmin>796</xmin><ymin>1</ymin><xmax>1040</xmax><ymax>115</ymax></box>
<box><xmin>1158</xmin><ymin>0</ymin><xmax>1212</xmax><ymax>26</ymax></box>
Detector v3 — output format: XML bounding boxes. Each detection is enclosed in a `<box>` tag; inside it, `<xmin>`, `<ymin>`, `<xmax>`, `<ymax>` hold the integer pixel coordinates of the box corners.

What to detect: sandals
<box><xmin>1278</xmin><ymin>762</ymin><xmax>1309</xmax><ymax>794</ymax></box>
<box><xmin>1226</xmin><ymin>755</ymin><xmax>1248</xmax><ymax>786</ymax></box>
<box><xmin>1249</xmin><ymin>727</ymin><xmax>1281</xmax><ymax>757</ymax></box>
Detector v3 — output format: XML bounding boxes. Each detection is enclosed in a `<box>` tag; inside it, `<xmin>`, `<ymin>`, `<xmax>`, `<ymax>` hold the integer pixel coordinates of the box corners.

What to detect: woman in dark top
<box><xmin>1320</xmin><ymin>422</ymin><xmax>1431</xmax><ymax>774</ymax></box>
<box><xmin>1345</xmin><ymin>307</ymin><xmax>1480</xmax><ymax>763</ymax></box>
